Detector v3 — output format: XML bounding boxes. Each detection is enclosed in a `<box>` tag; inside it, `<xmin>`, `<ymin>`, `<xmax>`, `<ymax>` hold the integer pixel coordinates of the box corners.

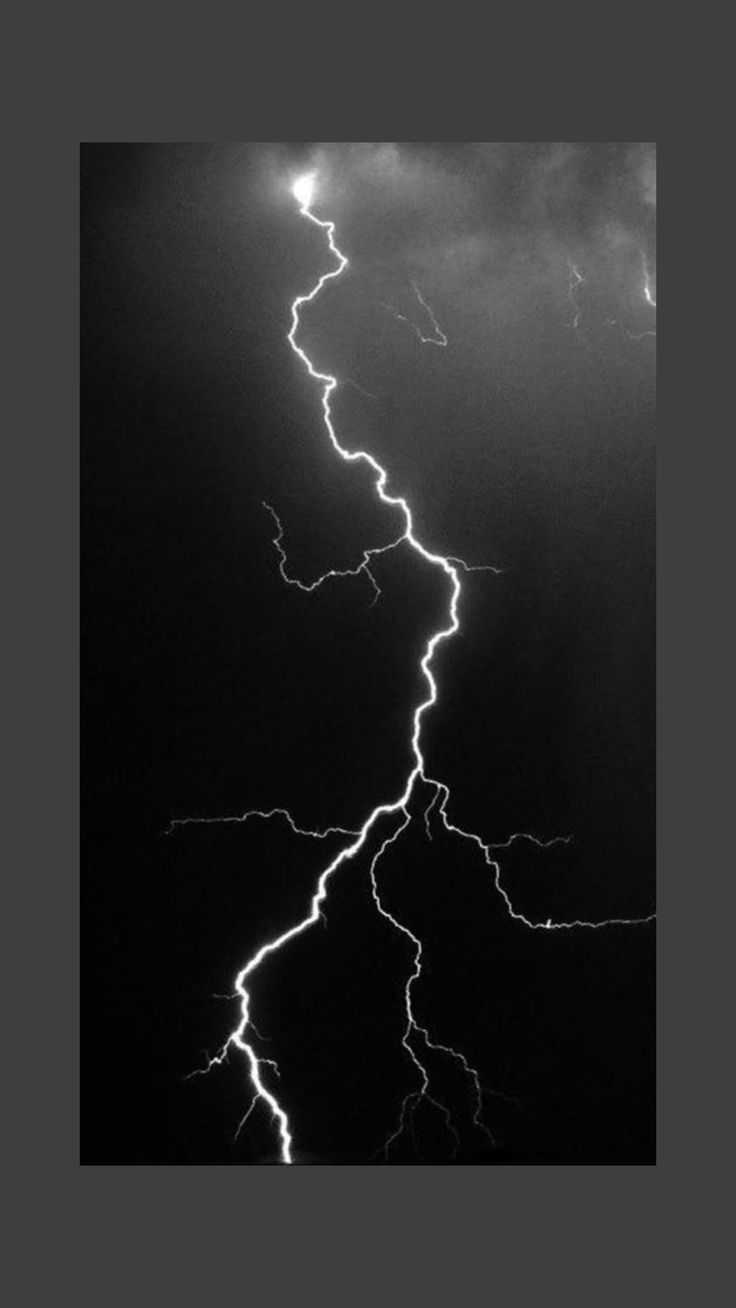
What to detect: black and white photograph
<box><xmin>82</xmin><ymin>142</ymin><xmax>656</xmax><ymax>1165</ymax></box>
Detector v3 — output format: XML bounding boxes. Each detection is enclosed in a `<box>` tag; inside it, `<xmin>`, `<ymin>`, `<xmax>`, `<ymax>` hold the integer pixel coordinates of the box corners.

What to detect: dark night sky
<box><xmin>82</xmin><ymin>143</ymin><xmax>655</xmax><ymax>1164</ymax></box>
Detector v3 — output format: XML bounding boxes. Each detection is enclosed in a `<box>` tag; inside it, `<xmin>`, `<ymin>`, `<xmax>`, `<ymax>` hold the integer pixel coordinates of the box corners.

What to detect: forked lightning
<box><xmin>172</xmin><ymin>171</ymin><xmax>655</xmax><ymax>1163</ymax></box>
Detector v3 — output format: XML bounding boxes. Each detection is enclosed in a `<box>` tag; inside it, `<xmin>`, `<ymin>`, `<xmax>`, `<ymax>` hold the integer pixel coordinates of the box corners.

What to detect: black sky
<box><xmin>82</xmin><ymin>143</ymin><xmax>655</xmax><ymax>1164</ymax></box>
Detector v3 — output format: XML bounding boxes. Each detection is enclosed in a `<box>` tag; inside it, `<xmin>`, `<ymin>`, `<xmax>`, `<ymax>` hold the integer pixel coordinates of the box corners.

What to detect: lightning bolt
<box><xmin>174</xmin><ymin>171</ymin><xmax>655</xmax><ymax>1164</ymax></box>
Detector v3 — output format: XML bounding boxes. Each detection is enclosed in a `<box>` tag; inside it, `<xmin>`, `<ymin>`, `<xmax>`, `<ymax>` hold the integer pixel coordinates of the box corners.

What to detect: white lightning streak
<box><xmin>342</xmin><ymin>377</ymin><xmax>379</xmax><ymax>401</ymax></box>
<box><xmin>262</xmin><ymin>499</ymin><xmax>404</xmax><ymax>606</ymax></box>
<box><xmin>605</xmin><ymin>253</ymin><xmax>657</xmax><ymax>343</ymax></box>
<box><xmin>482</xmin><ymin>832</ymin><xmax>573</xmax><ymax>850</ymax></box>
<box><xmin>234</xmin><ymin>1096</ymin><xmax>259</xmax><ymax>1141</ymax></box>
<box><xmin>427</xmin><ymin>780</ymin><xmax>655</xmax><ymax>931</ymax></box>
<box><xmin>383</xmin><ymin>279</ymin><xmax>448</xmax><ymax>346</ymax></box>
<box><xmin>186</xmin><ymin>179</ymin><xmax>494</xmax><ymax>1163</ymax></box>
<box><xmin>183</xmin><ymin>174</ymin><xmax>655</xmax><ymax>1164</ymax></box>
<box><xmin>168</xmin><ymin>807</ymin><xmax>360</xmax><ymax>842</ymax></box>
<box><xmin>566</xmin><ymin>258</ymin><xmax>585</xmax><ymax>330</ymax></box>
<box><xmin>366</xmin><ymin>810</ymin><xmax>490</xmax><ymax>1159</ymax></box>
<box><xmin>643</xmin><ymin>256</ymin><xmax>656</xmax><ymax>309</ymax></box>
<box><xmin>624</xmin><ymin>255</ymin><xmax>657</xmax><ymax>340</ymax></box>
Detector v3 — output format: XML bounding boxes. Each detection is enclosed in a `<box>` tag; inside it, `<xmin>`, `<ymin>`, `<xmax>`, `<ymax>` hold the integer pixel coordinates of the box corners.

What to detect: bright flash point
<box><xmin>293</xmin><ymin>173</ymin><xmax>316</xmax><ymax>207</ymax></box>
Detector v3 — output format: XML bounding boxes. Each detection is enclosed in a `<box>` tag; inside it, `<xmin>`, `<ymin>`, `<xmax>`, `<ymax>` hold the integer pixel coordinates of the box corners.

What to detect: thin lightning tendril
<box><xmin>566</xmin><ymin>258</ymin><xmax>585</xmax><ymax>330</ymax></box>
<box><xmin>178</xmin><ymin>174</ymin><xmax>655</xmax><ymax>1164</ymax></box>
<box><xmin>625</xmin><ymin>254</ymin><xmax>657</xmax><ymax>340</ymax></box>
<box><xmin>262</xmin><ymin>500</ymin><xmax>404</xmax><ymax>607</ymax></box>
<box><xmin>426</xmin><ymin>781</ymin><xmax>656</xmax><ymax>932</ymax></box>
<box><xmin>383</xmin><ymin>279</ymin><xmax>449</xmax><ymax>346</ymax></box>
<box><xmin>643</xmin><ymin>256</ymin><xmax>656</xmax><ymax>309</ymax></box>
<box><xmin>168</xmin><ymin>807</ymin><xmax>361</xmax><ymax>842</ymax></box>
<box><xmin>604</xmin><ymin>252</ymin><xmax>658</xmax><ymax>343</ymax></box>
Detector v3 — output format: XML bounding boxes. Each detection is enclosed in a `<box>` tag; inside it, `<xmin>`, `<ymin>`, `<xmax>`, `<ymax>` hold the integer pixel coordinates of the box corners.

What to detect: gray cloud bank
<box><xmin>271</xmin><ymin>142</ymin><xmax>656</xmax><ymax>335</ymax></box>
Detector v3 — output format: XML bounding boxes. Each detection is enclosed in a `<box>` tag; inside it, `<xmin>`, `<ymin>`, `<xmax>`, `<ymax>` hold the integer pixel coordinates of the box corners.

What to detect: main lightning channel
<box><xmin>187</xmin><ymin>178</ymin><xmax>480</xmax><ymax>1163</ymax></box>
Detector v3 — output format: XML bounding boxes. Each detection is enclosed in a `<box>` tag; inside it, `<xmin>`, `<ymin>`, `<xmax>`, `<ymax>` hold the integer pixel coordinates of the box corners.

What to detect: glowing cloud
<box><xmin>292</xmin><ymin>172</ymin><xmax>316</xmax><ymax>208</ymax></box>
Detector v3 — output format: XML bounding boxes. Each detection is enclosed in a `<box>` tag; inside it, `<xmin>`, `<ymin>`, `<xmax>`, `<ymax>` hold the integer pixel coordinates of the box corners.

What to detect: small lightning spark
<box><xmin>178</xmin><ymin>171</ymin><xmax>655</xmax><ymax>1164</ymax></box>
<box><xmin>643</xmin><ymin>255</ymin><xmax>656</xmax><ymax>308</ymax></box>
<box><xmin>566</xmin><ymin>257</ymin><xmax>585</xmax><ymax>330</ymax></box>
<box><xmin>383</xmin><ymin>279</ymin><xmax>448</xmax><ymax>346</ymax></box>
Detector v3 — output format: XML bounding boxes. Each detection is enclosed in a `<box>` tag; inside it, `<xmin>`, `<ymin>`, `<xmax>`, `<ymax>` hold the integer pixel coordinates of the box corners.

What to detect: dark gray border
<box><xmin>20</xmin><ymin>100</ymin><xmax>669</xmax><ymax>1301</ymax></box>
